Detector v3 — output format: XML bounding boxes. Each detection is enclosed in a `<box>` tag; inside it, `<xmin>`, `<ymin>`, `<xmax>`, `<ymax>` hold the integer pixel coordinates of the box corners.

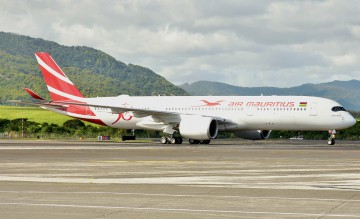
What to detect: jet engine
<box><xmin>179</xmin><ymin>115</ymin><xmax>218</xmax><ymax>140</ymax></box>
<box><xmin>234</xmin><ymin>130</ymin><xmax>271</xmax><ymax>140</ymax></box>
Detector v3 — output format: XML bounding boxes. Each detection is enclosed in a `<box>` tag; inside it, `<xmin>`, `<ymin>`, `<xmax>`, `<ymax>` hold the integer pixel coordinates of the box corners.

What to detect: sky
<box><xmin>0</xmin><ymin>0</ymin><xmax>360</xmax><ymax>88</ymax></box>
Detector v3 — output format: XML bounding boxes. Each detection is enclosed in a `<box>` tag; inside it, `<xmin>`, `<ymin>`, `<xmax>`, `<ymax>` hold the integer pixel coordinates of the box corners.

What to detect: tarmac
<box><xmin>0</xmin><ymin>139</ymin><xmax>360</xmax><ymax>218</ymax></box>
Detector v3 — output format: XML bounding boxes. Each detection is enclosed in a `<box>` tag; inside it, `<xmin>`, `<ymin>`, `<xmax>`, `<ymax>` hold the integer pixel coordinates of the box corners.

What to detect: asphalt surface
<box><xmin>0</xmin><ymin>139</ymin><xmax>359</xmax><ymax>219</ymax></box>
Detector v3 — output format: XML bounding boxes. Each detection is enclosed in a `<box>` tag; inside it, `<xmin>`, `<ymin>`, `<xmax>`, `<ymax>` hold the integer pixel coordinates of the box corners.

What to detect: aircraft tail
<box><xmin>35</xmin><ymin>52</ymin><xmax>85</xmax><ymax>102</ymax></box>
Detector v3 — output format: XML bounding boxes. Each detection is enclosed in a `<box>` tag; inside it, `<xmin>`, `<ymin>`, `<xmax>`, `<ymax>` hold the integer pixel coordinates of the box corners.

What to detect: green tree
<box><xmin>63</xmin><ymin>119</ymin><xmax>85</xmax><ymax>130</ymax></box>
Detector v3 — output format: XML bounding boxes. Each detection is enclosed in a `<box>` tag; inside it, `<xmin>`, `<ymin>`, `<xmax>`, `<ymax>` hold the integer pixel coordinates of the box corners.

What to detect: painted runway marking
<box><xmin>0</xmin><ymin>202</ymin><xmax>360</xmax><ymax>218</ymax></box>
<box><xmin>0</xmin><ymin>175</ymin><xmax>359</xmax><ymax>191</ymax></box>
<box><xmin>0</xmin><ymin>190</ymin><xmax>359</xmax><ymax>202</ymax></box>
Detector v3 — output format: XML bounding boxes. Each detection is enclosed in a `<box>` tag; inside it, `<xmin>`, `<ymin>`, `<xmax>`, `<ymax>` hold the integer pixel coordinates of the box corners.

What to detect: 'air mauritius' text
<box><xmin>228</xmin><ymin>101</ymin><xmax>295</xmax><ymax>108</ymax></box>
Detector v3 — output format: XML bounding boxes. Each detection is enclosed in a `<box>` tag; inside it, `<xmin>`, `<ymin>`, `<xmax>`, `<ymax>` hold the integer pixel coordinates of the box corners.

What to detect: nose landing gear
<box><xmin>328</xmin><ymin>130</ymin><xmax>336</xmax><ymax>145</ymax></box>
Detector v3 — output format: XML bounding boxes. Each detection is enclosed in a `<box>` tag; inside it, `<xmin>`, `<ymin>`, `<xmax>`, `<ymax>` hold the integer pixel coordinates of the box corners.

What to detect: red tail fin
<box><xmin>35</xmin><ymin>52</ymin><xmax>85</xmax><ymax>101</ymax></box>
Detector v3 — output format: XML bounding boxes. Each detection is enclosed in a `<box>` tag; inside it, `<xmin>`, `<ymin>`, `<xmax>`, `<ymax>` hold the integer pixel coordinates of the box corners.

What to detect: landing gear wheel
<box><xmin>170</xmin><ymin>137</ymin><xmax>177</xmax><ymax>144</ymax></box>
<box><xmin>189</xmin><ymin>139</ymin><xmax>211</xmax><ymax>144</ymax></box>
<box><xmin>327</xmin><ymin>130</ymin><xmax>336</xmax><ymax>146</ymax></box>
<box><xmin>189</xmin><ymin>139</ymin><xmax>197</xmax><ymax>144</ymax></box>
<box><xmin>175</xmin><ymin>137</ymin><xmax>183</xmax><ymax>144</ymax></box>
<box><xmin>161</xmin><ymin>135</ymin><xmax>183</xmax><ymax>144</ymax></box>
<box><xmin>328</xmin><ymin>138</ymin><xmax>335</xmax><ymax>145</ymax></box>
<box><xmin>203</xmin><ymin>140</ymin><xmax>211</xmax><ymax>144</ymax></box>
<box><xmin>160</xmin><ymin>136</ymin><xmax>168</xmax><ymax>144</ymax></box>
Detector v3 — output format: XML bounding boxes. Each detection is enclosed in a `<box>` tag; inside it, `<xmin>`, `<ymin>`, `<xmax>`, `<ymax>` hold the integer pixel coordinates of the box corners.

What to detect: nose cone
<box><xmin>345</xmin><ymin>113</ymin><xmax>357</xmax><ymax>128</ymax></box>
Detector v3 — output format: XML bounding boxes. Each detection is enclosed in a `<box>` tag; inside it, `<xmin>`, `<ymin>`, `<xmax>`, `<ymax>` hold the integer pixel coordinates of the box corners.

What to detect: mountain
<box><xmin>2</xmin><ymin>32</ymin><xmax>359</xmax><ymax>110</ymax></box>
<box><xmin>0</xmin><ymin>32</ymin><xmax>188</xmax><ymax>104</ymax></box>
<box><xmin>180</xmin><ymin>80</ymin><xmax>360</xmax><ymax>110</ymax></box>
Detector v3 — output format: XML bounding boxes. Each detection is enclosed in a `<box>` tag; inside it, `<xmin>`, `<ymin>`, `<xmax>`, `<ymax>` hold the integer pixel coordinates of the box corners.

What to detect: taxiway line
<box><xmin>1</xmin><ymin>202</ymin><xmax>360</xmax><ymax>218</ymax></box>
<box><xmin>0</xmin><ymin>190</ymin><xmax>359</xmax><ymax>202</ymax></box>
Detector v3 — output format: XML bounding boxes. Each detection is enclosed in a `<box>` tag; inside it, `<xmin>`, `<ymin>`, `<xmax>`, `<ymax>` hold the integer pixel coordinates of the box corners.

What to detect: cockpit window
<box><xmin>331</xmin><ymin>106</ymin><xmax>346</xmax><ymax>112</ymax></box>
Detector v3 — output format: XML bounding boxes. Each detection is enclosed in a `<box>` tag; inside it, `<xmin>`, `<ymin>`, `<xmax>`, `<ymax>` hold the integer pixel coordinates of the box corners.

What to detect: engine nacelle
<box><xmin>235</xmin><ymin>130</ymin><xmax>271</xmax><ymax>140</ymax></box>
<box><xmin>179</xmin><ymin>115</ymin><xmax>218</xmax><ymax>140</ymax></box>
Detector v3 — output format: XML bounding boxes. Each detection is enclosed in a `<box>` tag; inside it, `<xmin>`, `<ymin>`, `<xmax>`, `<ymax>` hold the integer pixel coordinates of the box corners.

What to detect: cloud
<box><xmin>0</xmin><ymin>0</ymin><xmax>360</xmax><ymax>87</ymax></box>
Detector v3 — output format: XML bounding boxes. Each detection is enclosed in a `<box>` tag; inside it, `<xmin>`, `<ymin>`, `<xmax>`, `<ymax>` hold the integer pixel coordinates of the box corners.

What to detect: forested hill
<box><xmin>0</xmin><ymin>32</ymin><xmax>188</xmax><ymax>103</ymax></box>
<box><xmin>180</xmin><ymin>80</ymin><xmax>360</xmax><ymax>110</ymax></box>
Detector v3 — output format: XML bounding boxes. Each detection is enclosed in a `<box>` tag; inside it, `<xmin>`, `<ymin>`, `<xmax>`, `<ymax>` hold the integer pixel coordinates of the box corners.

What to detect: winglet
<box><xmin>24</xmin><ymin>88</ymin><xmax>45</xmax><ymax>100</ymax></box>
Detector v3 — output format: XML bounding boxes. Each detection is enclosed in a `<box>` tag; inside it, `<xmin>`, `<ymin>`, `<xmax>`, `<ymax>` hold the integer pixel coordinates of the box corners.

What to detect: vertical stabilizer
<box><xmin>35</xmin><ymin>52</ymin><xmax>85</xmax><ymax>101</ymax></box>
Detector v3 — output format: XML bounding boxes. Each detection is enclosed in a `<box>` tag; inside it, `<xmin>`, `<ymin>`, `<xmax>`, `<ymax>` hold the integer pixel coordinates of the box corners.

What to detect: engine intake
<box><xmin>179</xmin><ymin>115</ymin><xmax>218</xmax><ymax>140</ymax></box>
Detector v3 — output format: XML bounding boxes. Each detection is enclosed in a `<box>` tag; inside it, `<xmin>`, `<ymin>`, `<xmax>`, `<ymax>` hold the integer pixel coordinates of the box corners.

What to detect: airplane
<box><xmin>14</xmin><ymin>52</ymin><xmax>356</xmax><ymax>145</ymax></box>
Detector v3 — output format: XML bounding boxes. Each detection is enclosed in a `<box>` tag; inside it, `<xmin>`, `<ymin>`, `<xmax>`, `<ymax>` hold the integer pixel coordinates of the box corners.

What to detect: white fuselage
<box><xmin>49</xmin><ymin>95</ymin><xmax>356</xmax><ymax>132</ymax></box>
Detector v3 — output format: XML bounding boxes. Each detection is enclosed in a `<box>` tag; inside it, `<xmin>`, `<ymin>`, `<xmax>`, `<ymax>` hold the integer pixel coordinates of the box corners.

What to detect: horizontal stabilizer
<box><xmin>8</xmin><ymin>100</ymin><xmax>68</xmax><ymax>109</ymax></box>
<box><xmin>24</xmin><ymin>88</ymin><xmax>45</xmax><ymax>100</ymax></box>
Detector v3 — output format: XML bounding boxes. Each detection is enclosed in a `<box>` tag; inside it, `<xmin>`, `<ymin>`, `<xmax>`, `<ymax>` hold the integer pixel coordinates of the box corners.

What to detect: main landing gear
<box><xmin>328</xmin><ymin>130</ymin><xmax>336</xmax><ymax>145</ymax></box>
<box><xmin>160</xmin><ymin>135</ymin><xmax>183</xmax><ymax>144</ymax></box>
<box><xmin>189</xmin><ymin>139</ymin><xmax>211</xmax><ymax>145</ymax></box>
<box><xmin>159</xmin><ymin>136</ymin><xmax>211</xmax><ymax>145</ymax></box>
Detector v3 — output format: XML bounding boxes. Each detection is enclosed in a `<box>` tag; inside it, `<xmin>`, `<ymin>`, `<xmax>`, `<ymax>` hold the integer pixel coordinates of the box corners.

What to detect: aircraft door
<box><xmin>310</xmin><ymin>102</ymin><xmax>317</xmax><ymax>116</ymax></box>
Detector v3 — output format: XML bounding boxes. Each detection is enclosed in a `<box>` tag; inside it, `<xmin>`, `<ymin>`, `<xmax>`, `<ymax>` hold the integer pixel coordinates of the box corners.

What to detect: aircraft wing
<box><xmin>50</xmin><ymin>100</ymin><xmax>229</xmax><ymax>125</ymax></box>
